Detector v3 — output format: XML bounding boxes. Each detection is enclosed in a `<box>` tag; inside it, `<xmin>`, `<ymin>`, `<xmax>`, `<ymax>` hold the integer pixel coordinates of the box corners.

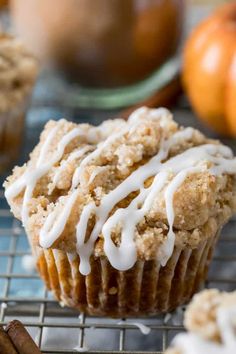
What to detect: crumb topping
<box><xmin>184</xmin><ymin>289</ymin><xmax>236</xmax><ymax>342</ymax></box>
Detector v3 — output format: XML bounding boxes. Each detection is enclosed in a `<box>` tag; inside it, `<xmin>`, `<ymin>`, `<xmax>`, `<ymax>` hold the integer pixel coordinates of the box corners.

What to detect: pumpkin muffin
<box><xmin>4</xmin><ymin>107</ymin><xmax>236</xmax><ymax>316</ymax></box>
<box><xmin>166</xmin><ymin>289</ymin><xmax>236</xmax><ymax>353</ymax></box>
<box><xmin>0</xmin><ymin>33</ymin><xmax>38</xmax><ymax>173</ymax></box>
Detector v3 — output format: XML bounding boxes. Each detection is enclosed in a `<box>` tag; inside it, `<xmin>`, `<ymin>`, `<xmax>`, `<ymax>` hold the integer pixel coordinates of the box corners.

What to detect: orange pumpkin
<box><xmin>182</xmin><ymin>2</ymin><xmax>236</xmax><ymax>137</ymax></box>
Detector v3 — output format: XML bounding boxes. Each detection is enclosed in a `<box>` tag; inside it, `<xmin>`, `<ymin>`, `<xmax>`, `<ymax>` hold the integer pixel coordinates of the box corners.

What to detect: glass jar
<box><xmin>10</xmin><ymin>0</ymin><xmax>185</xmax><ymax>108</ymax></box>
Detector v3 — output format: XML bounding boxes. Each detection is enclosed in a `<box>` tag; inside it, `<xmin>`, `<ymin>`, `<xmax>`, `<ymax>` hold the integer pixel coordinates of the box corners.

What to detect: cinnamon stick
<box><xmin>5</xmin><ymin>320</ymin><xmax>42</xmax><ymax>354</ymax></box>
<box><xmin>121</xmin><ymin>74</ymin><xmax>182</xmax><ymax>119</ymax></box>
<box><xmin>0</xmin><ymin>326</ymin><xmax>18</xmax><ymax>354</ymax></box>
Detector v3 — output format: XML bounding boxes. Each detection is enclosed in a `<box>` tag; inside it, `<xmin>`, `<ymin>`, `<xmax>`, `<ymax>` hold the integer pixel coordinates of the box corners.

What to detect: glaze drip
<box><xmin>50</xmin><ymin>145</ymin><xmax>94</xmax><ymax>193</ymax></box>
<box><xmin>5</xmin><ymin>121</ymin><xmax>87</xmax><ymax>225</ymax></box>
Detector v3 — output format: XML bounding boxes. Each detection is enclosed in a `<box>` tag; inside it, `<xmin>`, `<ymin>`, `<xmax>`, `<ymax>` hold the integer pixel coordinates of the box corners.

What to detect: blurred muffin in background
<box><xmin>165</xmin><ymin>289</ymin><xmax>236</xmax><ymax>353</ymax></box>
<box><xmin>0</xmin><ymin>33</ymin><xmax>38</xmax><ymax>174</ymax></box>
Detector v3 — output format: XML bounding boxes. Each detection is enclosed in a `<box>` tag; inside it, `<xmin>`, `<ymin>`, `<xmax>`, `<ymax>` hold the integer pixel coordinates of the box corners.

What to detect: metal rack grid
<box><xmin>0</xmin><ymin>68</ymin><xmax>236</xmax><ymax>352</ymax></box>
<box><xmin>0</xmin><ymin>175</ymin><xmax>236</xmax><ymax>353</ymax></box>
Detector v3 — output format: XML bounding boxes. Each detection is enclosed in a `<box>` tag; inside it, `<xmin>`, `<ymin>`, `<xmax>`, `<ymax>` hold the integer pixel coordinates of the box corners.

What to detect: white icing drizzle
<box><xmin>75</xmin><ymin>138</ymin><xmax>235</xmax><ymax>275</ymax></box>
<box><xmin>161</xmin><ymin>166</ymin><xmax>203</xmax><ymax>266</ymax></box>
<box><xmin>128</xmin><ymin>106</ymin><xmax>170</xmax><ymax>126</ymax></box>
<box><xmin>117</xmin><ymin>320</ymin><xmax>151</xmax><ymax>335</ymax></box>
<box><xmin>88</xmin><ymin>166</ymin><xmax>108</xmax><ymax>185</ymax></box>
<box><xmin>74</xmin><ymin>128</ymin><xmax>196</xmax><ymax>272</ymax></box>
<box><xmin>73</xmin><ymin>346</ymin><xmax>89</xmax><ymax>353</ymax></box>
<box><xmin>40</xmin><ymin>191</ymin><xmax>79</xmax><ymax>248</ymax></box>
<box><xmin>21</xmin><ymin>254</ymin><xmax>36</xmax><ymax>273</ymax></box>
<box><xmin>6</xmin><ymin>121</ymin><xmax>90</xmax><ymax>226</ymax></box>
<box><xmin>102</xmin><ymin>171</ymin><xmax>169</xmax><ymax>271</ymax></box>
<box><xmin>50</xmin><ymin>145</ymin><xmax>94</xmax><ymax>193</ymax></box>
<box><xmin>71</xmin><ymin>123</ymin><xmax>131</xmax><ymax>189</ymax></box>
<box><xmin>173</xmin><ymin>306</ymin><xmax>236</xmax><ymax>354</ymax></box>
<box><xmin>71</xmin><ymin>106</ymin><xmax>167</xmax><ymax>189</ymax></box>
<box><xmin>5</xmin><ymin>123</ymin><xmax>60</xmax><ymax>202</ymax></box>
<box><xmin>5</xmin><ymin>108</ymin><xmax>236</xmax><ymax>276</ymax></box>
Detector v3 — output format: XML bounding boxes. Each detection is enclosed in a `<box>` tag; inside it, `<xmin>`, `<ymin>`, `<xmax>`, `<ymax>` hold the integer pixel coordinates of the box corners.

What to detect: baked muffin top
<box><xmin>166</xmin><ymin>289</ymin><xmax>236</xmax><ymax>354</ymax></box>
<box><xmin>0</xmin><ymin>33</ymin><xmax>38</xmax><ymax>112</ymax></box>
<box><xmin>4</xmin><ymin>107</ymin><xmax>236</xmax><ymax>274</ymax></box>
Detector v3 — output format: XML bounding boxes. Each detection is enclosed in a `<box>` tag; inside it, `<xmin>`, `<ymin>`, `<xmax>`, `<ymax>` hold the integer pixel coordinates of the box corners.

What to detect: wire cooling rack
<box><xmin>0</xmin><ymin>69</ymin><xmax>236</xmax><ymax>353</ymax></box>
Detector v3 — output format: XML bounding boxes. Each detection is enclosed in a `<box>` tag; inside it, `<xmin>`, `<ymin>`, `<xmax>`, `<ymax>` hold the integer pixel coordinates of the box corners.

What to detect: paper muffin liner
<box><xmin>35</xmin><ymin>229</ymin><xmax>220</xmax><ymax>317</ymax></box>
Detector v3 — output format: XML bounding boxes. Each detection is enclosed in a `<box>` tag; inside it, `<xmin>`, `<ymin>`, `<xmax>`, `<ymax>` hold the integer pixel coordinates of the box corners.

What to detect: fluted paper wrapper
<box><xmin>35</xmin><ymin>230</ymin><xmax>219</xmax><ymax>317</ymax></box>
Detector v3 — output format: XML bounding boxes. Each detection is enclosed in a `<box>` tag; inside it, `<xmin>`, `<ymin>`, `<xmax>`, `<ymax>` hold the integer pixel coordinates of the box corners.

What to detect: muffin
<box><xmin>166</xmin><ymin>289</ymin><xmax>236</xmax><ymax>353</ymax></box>
<box><xmin>4</xmin><ymin>107</ymin><xmax>236</xmax><ymax>316</ymax></box>
<box><xmin>0</xmin><ymin>33</ymin><xmax>38</xmax><ymax>173</ymax></box>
